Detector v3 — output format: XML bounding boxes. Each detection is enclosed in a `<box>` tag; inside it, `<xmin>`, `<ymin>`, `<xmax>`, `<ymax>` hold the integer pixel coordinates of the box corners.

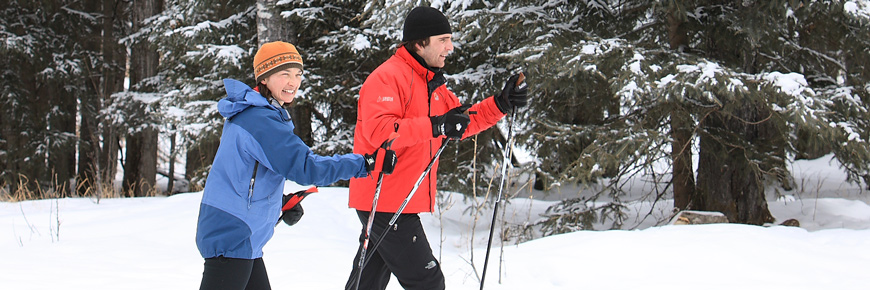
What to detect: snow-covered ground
<box><xmin>3</xmin><ymin>155</ymin><xmax>870</xmax><ymax>289</ymax></box>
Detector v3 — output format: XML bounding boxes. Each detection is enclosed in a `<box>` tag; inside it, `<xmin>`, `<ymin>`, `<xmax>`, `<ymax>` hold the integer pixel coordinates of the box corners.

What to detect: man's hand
<box><xmin>364</xmin><ymin>148</ymin><xmax>398</xmax><ymax>176</ymax></box>
<box><xmin>493</xmin><ymin>73</ymin><xmax>529</xmax><ymax>114</ymax></box>
<box><xmin>431</xmin><ymin>104</ymin><xmax>472</xmax><ymax>139</ymax></box>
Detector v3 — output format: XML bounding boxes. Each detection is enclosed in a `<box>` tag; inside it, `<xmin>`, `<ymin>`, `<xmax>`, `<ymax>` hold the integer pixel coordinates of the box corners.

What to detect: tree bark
<box><xmin>256</xmin><ymin>0</ymin><xmax>296</xmax><ymax>47</ymax></box>
<box><xmin>167</xmin><ymin>129</ymin><xmax>176</xmax><ymax>194</ymax></box>
<box><xmin>666</xmin><ymin>2</ymin><xmax>695</xmax><ymax>210</ymax></box>
<box><xmin>124</xmin><ymin>0</ymin><xmax>163</xmax><ymax>197</ymax></box>
<box><xmin>122</xmin><ymin>129</ymin><xmax>159</xmax><ymax>197</ymax></box>
<box><xmin>290</xmin><ymin>103</ymin><xmax>314</xmax><ymax>146</ymax></box>
<box><xmin>75</xmin><ymin>0</ymin><xmax>102</xmax><ymax>197</ymax></box>
<box><xmin>186</xmin><ymin>138</ymin><xmax>220</xmax><ymax>191</ymax></box>
<box><xmin>671</xmin><ymin>111</ymin><xmax>695</xmax><ymax>210</ymax></box>
<box><xmin>695</xmin><ymin>103</ymin><xmax>775</xmax><ymax>225</ymax></box>
<box><xmin>7</xmin><ymin>41</ymin><xmax>47</xmax><ymax>196</ymax></box>
<box><xmin>99</xmin><ymin>0</ymin><xmax>127</xmax><ymax>192</ymax></box>
<box><xmin>50</xmin><ymin>83</ymin><xmax>77</xmax><ymax>197</ymax></box>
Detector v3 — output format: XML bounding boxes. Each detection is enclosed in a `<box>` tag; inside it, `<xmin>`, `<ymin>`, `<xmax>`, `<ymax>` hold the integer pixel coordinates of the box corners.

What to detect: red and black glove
<box><xmin>364</xmin><ymin>131</ymin><xmax>399</xmax><ymax>176</ymax></box>
<box><xmin>277</xmin><ymin>187</ymin><xmax>318</xmax><ymax>226</ymax></box>
<box><xmin>364</xmin><ymin>148</ymin><xmax>397</xmax><ymax>175</ymax></box>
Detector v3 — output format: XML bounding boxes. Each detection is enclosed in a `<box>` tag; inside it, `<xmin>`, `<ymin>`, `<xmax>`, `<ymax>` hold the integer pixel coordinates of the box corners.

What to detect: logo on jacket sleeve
<box><xmin>377</xmin><ymin>96</ymin><xmax>394</xmax><ymax>102</ymax></box>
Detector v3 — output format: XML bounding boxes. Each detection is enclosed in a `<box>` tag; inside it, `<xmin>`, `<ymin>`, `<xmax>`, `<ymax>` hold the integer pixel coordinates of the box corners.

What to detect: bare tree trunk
<box><xmin>666</xmin><ymin>3</ymin><xmax>695</xmax><ymax>210</ymax></box>
<box><xmin>671</xmin><ymin>111</ymin><xmax>695</xmax><ymax>210</ymax></box>
<box><xmin>186</xmin><ymin>138</ymin><xmax>220</xmax><ymax>191</ymax></box>
<box><xmin>123</xmin><ymin>129</ymin><xmax>158</xmax><ymax>197</ymax></box>
<box><xmin>124</xmin><ymin>0</ymin><xmax>162</xmax><ymax>197</ymax></box>
<box><xmin>77</xmin><ymin>85</ymin><xmax>99</xmax><ymax>197</ymax></box>
<box><xmin>167</xmin><ymin>128</ymin><xmax>176</xmax><ymax>194</ymax></box>
<box><xmin>76</xmin><ymin>0</ymin><xmax>102</xmax><ymax>197</ymax></box>
<box><xmin>256</xmin><ymin>0</ymin><xmax>295</xmax><ymax>47</ymax></box>
<box><xmin>99</xmin><ymin>0</ymin><xmax>127</xmax><ymax>192</ymax></box>
<box><xmin>50</xmin><ymin>83</ymin><xmax>77</xmax><ymax>197</ymax></box>
<box><xmin>695</xmin><ymin>103</ymin><xmax>775</xmax><ymax>225</ymax></box>
<box><xmin>694</xmin><ymin>93</ymin><xmax>776</xmax><ymax>224</ymax></box>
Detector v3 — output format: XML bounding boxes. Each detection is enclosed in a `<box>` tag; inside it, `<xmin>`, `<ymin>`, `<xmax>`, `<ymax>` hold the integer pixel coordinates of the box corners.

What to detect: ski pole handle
<box><xmin>515</xmin><ymin>71</ymin><xmax>526</xmax><ymax>90</ymax></box>
<box><xmin>380</xmin><ymin>131</ymin><xmax>400</xmax><ymax>149</ymax></box>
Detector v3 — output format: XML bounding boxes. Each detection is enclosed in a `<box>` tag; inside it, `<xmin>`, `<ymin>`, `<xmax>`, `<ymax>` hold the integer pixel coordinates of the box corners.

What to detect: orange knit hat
<box><xmin>253</xmin><ymin>41</ymin><xmax>303</xmax><ymax>81</ymax></box>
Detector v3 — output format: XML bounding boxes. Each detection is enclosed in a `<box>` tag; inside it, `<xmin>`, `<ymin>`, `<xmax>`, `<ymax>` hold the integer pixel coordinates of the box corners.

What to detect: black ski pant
<box><xmin>200</xmin><ymin>256</ymin><xmax>271</xmax><ymax>290</ymax></box>
<box><xmin>345</xmin><ymin>210</ymin><xmax>445</xmax><ymax>290</ymax></box>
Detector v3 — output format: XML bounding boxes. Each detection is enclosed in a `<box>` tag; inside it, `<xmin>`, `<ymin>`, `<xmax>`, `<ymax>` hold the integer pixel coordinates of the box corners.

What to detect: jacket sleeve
<box><xmin>234</xmin><ymin>107</ymin><xmax>368</xmax><ymax>186</ymax></box>
<box><xmin>459</xmin><ymin>92</ymin><xmax>506</xmax><ymax>139</ymax></box>
<box><xmin>356</xmin><ymin>71</ymin><xmax>435</xmax><ymax>151</ymax></box>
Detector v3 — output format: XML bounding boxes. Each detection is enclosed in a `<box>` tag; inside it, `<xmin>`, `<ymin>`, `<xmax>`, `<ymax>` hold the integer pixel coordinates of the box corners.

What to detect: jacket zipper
<box><xmin>248</xmin><ymin>161</ymin><xmax>259</xmax><ymax>209</ymax></box>
<box><xmin>425</xmin><ymin>70</ymin><xmax>435</xmax><ymax>212</ymax></box>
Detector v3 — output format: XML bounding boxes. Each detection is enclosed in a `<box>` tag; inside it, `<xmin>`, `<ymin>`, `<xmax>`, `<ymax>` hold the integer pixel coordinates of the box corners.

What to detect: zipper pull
<box><xmin>248</xmin><ymin>161</ymin><xmax>260</xmax><ymax>209</ymax></box>
<box><xmin>248</xmin><ymin>176</ymin><xmax>254</xmax><ymax>209</ymax></box>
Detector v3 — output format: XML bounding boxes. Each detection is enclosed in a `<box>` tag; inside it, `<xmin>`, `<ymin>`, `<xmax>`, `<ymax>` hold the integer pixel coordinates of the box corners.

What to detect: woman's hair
<box><xmin>257</xmin><ymin>82</ymin><xmax>272</xmax><ymax>100</ymax></box>
<box><xmin>401</xmin><ymin>38</ymin><xmax>431</xmax><ymax>53</ymax></box>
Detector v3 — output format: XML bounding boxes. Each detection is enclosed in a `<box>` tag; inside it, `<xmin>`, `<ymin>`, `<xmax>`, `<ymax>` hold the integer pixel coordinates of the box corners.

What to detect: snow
<box><xmin>351</xmin><ymin>34</ymin><xmax>371</xmax><ymax>52</ymax></box>
<box><xmin>677</xmin><ymin>61</ymin><xmax>722</xmax><ymax>85</ymax></box>
<box><xmin>3</xmin><ymin>155</ymin><xmax>870</xmax><ymax>289</ymax></box>
<box><xmin>845</xmin><ymin>0</ymin><xmax>870</xmax><ymax>20</ymax></box>
<box><xmin>762</xmin><ymin>72</ymin><xmax>813</xmax><ymax>98</ymax></box>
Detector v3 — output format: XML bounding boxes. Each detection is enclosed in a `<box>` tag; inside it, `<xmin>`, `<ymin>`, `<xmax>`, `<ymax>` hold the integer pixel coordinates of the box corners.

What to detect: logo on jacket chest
<box><xmin>377</xmin><ymin>96</ymin><xmax>394</xmax><ymax>102</ymax></box>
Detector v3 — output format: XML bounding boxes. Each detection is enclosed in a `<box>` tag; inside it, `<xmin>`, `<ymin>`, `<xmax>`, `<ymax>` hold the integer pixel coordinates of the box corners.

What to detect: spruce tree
<box><xmin>127</xmin><ymin>0</ymin><xmax>257</xmax><ymax>189</ymax></box>
<box><xmin>1</xmin><ymin>0</ymin><xmax>107</xmax><ymax>198</ymax></box>
<box><xmin>450</xmin><ymin>0</ymin><xmax>870</xmax><ymax>231</ymax></box>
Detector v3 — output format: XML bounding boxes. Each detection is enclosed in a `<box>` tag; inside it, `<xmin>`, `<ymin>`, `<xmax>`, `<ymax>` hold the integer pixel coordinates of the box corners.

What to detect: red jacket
<box><xmin>349</xmin><ymin>46</ymin><xmax>505</xmax><ymax>213</ymax></box>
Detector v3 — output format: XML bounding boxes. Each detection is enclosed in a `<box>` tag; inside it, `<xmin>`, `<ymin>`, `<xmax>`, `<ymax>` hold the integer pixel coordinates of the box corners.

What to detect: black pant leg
<box><xmin>346</xmin><ymin>210</ymin><xmax>445</xmax><ymax>290</ymax></box>
<box><xmin>378</xmin><ymin>213</ymin><xmax>445</xmax><ymax>290</ymax></box>
<box><xmin>346</xmin><ymin>211</ymin><xmax>393</xmax><ymax>290</ymax></box>
<box><xmin>200</xmin><ymin>256</ymin><xmax>272</xmax><ymax>290</ymax></box>
<box><xmin>245</xmin><ymin>258</ymin><xmax>272</xmax><ymax>290</ymax></box>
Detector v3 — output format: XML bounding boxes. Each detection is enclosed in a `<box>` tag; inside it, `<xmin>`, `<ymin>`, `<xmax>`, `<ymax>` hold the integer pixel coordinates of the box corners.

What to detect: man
<box><xmin>345</xmin><ymin>6</ymin><xmax>529</xmax><ymax>290</ymax></box>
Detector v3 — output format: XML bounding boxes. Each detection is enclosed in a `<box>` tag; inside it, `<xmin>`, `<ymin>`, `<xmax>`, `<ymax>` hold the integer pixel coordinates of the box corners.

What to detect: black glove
<box><xmin>493</xmin><ymin>73</ymin><xmax>529</xmax><ymax>114</ymax></box>
<box><xmin>281</xmin><ymin>202</ymin><xmax>304</xmax><ymax>226</ymax></box>
<box><xmin>278</xmin><ymin>187</ymin><xmax>317</xmax><ymax>226</ymax></box>
<box><xmin>431</xmin><ymin>104</ymin><xmax>472</xmax><ymax>139</ymax></box>
<box><xmin>364</xmin><ymin>148</ymin><xmax>398</xmax><ymax>175</ymax></box>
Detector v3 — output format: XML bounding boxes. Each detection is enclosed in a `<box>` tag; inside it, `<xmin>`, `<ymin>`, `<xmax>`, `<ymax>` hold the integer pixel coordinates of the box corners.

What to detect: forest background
<box><xmin>2</xmin><ymin>0</ymin><xmax>870</xmax><ymax>234</ymax></box>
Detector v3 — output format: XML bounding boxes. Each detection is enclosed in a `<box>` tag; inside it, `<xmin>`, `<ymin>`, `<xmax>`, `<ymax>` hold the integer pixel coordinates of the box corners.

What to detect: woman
<box><xmin>195</xmin><ymin>41</ymin><xmax>393</xmax><ymax>290</ymax></box>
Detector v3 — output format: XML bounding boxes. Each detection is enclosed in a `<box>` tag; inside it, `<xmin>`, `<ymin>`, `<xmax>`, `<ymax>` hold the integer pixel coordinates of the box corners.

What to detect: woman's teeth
<box><xmin>283</xmin><ymin>89</ymin><xmax>295</xmax><ymax>94</ymax></box>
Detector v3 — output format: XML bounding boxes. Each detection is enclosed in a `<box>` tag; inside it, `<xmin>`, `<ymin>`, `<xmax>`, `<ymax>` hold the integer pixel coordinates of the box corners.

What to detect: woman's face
<box><xmin>261</xmin><ymin>67</ymin><xmax>303</xmax><ymax>105</ymax></box>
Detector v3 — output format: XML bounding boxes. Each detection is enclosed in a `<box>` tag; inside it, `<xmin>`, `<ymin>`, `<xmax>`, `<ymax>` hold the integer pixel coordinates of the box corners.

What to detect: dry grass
<box><xmin>1</xmin><ymin>174</ymin><xmax>127</xmax><ymax>202</ymax></box>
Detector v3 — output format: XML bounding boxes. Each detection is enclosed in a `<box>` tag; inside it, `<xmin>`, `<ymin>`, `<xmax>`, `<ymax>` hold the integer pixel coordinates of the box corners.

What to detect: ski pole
<box><xmin>349</xmin><ymin>135</ymin><xmax>454</xmax><ymax>290</ymax></box>
<box><xmin>480</xmin><ymin>72</ymin><xmax>525</xmax><ymax>290</ymax></box>
<box><xmin>353</xmin><ymin>131</ymin><xmax>400</xmax><ymax>290</ymax></box>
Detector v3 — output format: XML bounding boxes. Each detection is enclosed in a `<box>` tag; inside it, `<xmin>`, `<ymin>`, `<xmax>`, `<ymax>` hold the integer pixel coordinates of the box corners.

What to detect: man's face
<box><xmin>416</xmin><ymin>33</ymin><xmax>453</xmax><ymax>68</ymax></box>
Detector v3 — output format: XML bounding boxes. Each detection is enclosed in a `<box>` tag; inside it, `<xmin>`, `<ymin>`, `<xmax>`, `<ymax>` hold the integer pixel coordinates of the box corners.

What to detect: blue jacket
<box><xmin>196</xmin><ymin>79</ymin><xmax>369</xmax><ymax>259</ymax></box>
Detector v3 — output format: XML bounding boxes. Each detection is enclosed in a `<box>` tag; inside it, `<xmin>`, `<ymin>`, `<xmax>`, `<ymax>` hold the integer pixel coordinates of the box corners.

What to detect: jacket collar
<box><xmin>397</xmin><ymin>46</ymin><xmax>440</xmax><ymax>81</ymax></box>
<box><xmin>396</xmin><ymin>46</ymin><xmax>447</xmax><ymax>94</ymax></box>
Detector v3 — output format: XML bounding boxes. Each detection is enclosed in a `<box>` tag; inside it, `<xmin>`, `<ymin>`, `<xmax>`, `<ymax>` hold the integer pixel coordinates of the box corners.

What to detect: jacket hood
<box><xmin>218</xmin><ymin>79</ymin><xmax>272</xmax><ymax>119</ymax></box>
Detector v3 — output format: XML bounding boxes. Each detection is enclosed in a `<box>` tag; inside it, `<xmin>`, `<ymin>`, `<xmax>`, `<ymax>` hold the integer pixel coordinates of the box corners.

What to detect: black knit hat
<box><xmin>402</xmin><ymin>7</ymin><xmax>452</xmax><ymax>42</ymax></box>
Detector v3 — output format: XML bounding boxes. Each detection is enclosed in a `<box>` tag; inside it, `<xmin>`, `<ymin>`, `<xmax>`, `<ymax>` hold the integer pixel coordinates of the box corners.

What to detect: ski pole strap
<box><xmin>281</xmin><ymin>187</ymin><xmax>318</xmax><ymax>211</ymax></box>
<box><xmin>381</xmin><ymin>131</ymin><xmax>400</xmax><ymax>149</ymax></box>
